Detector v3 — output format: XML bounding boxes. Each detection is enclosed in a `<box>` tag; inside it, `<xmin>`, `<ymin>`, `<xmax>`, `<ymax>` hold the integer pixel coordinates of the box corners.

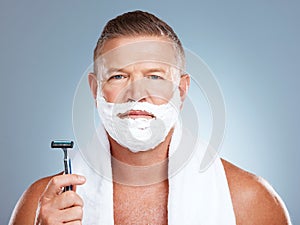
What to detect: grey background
<box><xmin>1</xmin><ymin>0</ymin><xmax>299</xmax><ymax>224</ymax></box>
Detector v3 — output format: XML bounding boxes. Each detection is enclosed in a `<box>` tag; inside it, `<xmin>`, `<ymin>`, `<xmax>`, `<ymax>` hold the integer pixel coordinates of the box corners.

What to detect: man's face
<box><xmin>91</xmin><ymin>36</ymin><xmax>189</xmax><ymax>108</ymax></box>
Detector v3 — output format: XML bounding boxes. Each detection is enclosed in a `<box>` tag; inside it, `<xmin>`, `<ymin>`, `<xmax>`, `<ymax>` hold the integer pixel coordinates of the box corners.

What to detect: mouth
<box><xmin>117</xmin><ymin>110</ymin><xmax>155</xmax><ymax>119</ymax></box>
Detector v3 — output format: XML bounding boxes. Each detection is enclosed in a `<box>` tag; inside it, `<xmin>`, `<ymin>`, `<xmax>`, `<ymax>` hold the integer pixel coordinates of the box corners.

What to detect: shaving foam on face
<box><xmin>96</xmin><ymin>89</ymin><xmax>181</xmax><ymax>153</ymax></box>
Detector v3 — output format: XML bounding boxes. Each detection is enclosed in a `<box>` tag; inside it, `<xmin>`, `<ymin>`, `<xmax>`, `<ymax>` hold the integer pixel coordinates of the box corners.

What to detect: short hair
<box><xmin>93</xmin><ymin>10</ymin><xmax>185</xmax><ymax>74</ymax></box>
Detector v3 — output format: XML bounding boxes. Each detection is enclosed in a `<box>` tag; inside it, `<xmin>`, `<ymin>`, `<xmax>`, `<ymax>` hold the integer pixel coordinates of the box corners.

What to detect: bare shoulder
<box><xmin>221</xmin><ymin>159</ymin><xmax>291</xmax><ymax>225</ymax></box>
<box><xmin>9</xmin><ymin>173</ymin><xmax>61</xmax><ymax>225</ymax></box>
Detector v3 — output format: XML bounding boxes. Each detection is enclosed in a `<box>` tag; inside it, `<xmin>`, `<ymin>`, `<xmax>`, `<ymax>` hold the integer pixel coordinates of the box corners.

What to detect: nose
<box><xmin>126</xmin><ymin>78</ymin><xmax>148</xmax><ymax>102</ymax></box>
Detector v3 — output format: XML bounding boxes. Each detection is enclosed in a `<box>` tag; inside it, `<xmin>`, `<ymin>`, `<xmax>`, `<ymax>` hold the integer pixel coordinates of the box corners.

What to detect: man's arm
<box><xmin>9</xmin><ymin>175</ymin><xmax>54</xmax><ymax>225</ymax></box>
<box><xmin>222</xmin><ymin>159</ymin><xmax>291</xmax><ymax>225</ymax></box>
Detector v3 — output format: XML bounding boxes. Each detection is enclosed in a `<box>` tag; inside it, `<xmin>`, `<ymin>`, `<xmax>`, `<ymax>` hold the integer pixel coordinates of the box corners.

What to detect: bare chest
<box><xmin>113</xmin><ymin>182</ymin><xmax>169</xmax><ymax>225</ymax></box>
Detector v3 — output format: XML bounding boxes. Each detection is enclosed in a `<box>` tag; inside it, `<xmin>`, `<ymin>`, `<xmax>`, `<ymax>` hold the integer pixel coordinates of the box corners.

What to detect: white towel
<box><xmin>71</xmin><ymin>123</ymin><xmax>236</xmax><ymax>225</ymax></box>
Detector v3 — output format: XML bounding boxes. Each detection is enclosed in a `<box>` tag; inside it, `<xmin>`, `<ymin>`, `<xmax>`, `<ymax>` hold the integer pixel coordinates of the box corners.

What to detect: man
<box><xmin>9</xmin><ymin>10</ymin><xmax>291</xmax><ymax>225</ymax></box>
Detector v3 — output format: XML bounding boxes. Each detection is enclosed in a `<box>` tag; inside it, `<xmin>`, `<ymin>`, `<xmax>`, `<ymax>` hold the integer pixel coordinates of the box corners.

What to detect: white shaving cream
<box><xmin>96</xmin><ymin>89</ymin><xmax>181</xmax><ymax>152</ymax></box>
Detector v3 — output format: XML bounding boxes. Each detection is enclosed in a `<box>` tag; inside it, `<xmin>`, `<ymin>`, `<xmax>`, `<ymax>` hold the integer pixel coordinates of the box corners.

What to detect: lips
<box><xmin>117</xmin><ymin>110</ymin><xmax>155</xmax><ymax>119</ymax></box>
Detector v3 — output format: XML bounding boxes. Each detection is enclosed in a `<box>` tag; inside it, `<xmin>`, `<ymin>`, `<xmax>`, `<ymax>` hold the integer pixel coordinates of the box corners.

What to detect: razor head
<box><xmin>51</xmin><ymin>140</ymin><xmax>74</xmax><ymax>149</ymax></box>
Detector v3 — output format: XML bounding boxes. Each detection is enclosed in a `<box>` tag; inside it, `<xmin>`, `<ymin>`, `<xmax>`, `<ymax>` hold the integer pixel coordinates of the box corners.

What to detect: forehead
<box><xmin>95</xmin><ymin>36</ymin><xmax>179</xmax><ymax>72</ymax></box>
<box><xmin>107</xmin><ymin>61</ymin><xmax>171</xmax><ymax>73</ymax></box>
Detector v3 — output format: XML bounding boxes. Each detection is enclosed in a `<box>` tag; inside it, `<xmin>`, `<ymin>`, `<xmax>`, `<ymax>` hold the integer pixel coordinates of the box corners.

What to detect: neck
<box><xmin>108</xmin><ymin>129</ymin><xmax>174</xmax><ymax>186</ymax></box>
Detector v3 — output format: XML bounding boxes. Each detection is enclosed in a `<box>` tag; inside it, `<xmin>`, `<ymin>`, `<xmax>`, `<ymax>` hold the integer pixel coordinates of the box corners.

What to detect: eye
<box><xmin>109</xmin><ymin>74</ymin><xmax>126</xmax><ymax>80</ymax></box>
<box><xmin>148</xmin><ymin>75</ymin><xmax>163</xmax><ymax>80</ymax></box>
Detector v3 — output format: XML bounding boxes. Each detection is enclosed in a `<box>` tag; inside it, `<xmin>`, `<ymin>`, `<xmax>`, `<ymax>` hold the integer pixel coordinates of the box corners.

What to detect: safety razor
<box><xmin>51</xmin><ymin>140</ymin><xmax>74</xmax><ymax>191</ymax></box>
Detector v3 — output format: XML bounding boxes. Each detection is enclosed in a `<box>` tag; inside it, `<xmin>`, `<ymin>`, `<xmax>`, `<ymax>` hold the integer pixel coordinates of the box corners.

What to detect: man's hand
<box><xmin>35</xmin><ymin>174</ymin><xmax>86</xmax><ymax>225</ymax></box>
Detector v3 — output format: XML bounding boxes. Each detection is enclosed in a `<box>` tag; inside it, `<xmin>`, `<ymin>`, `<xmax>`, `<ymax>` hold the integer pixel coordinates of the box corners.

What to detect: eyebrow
<box><xmin>142</xmin><ymin>68</ymin><xmax>167</xmax><ymax>73</ymax></box>
<box><xmin>106</xmin><ymin>67</ymin><xmax>167</xmax><ymax>74</ymax></box>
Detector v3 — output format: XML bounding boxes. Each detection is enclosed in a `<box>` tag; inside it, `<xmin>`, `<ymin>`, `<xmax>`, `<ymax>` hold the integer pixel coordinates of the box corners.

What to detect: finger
<box><xmin>43</xmin><ymin>174</ymin><xmax>86</xmax><ymax>199</ymax></box>
<box><xmin>71</xmin><ymin>184</ymin><xmax>82</xmax><ymax>193</ymax></box>
<box><xmin>72</xmin><ymin>184</ymin><xmax>78</xmax><ymax>192</ymax></box>
<box><xmin>59</xmin><ymin>206</ymin><xmax>83</xmax><ymax>223</ymax></box>
<box><xmin>53</xmin><ymin>191</ymin><xmax>84</xmax><ymax>209</ymax></box>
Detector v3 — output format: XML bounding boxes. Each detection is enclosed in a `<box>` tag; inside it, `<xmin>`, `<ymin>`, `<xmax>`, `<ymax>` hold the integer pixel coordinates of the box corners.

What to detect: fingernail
<box><xmin>78</xmin><ymin>175</ymin><xmax>86</xmax><ymax>182</ymax></box>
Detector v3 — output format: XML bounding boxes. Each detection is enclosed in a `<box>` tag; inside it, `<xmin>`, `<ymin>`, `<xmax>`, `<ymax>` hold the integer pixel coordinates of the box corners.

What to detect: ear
<box><xmin>179</xmin><ymin>74</ymin><xmax>190</xmax><ymax>102</ymax></box>
<box><xmin>88</xmin><ymin>73</ymin><xmax>98</xmax><ymax>102</ymax></box>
